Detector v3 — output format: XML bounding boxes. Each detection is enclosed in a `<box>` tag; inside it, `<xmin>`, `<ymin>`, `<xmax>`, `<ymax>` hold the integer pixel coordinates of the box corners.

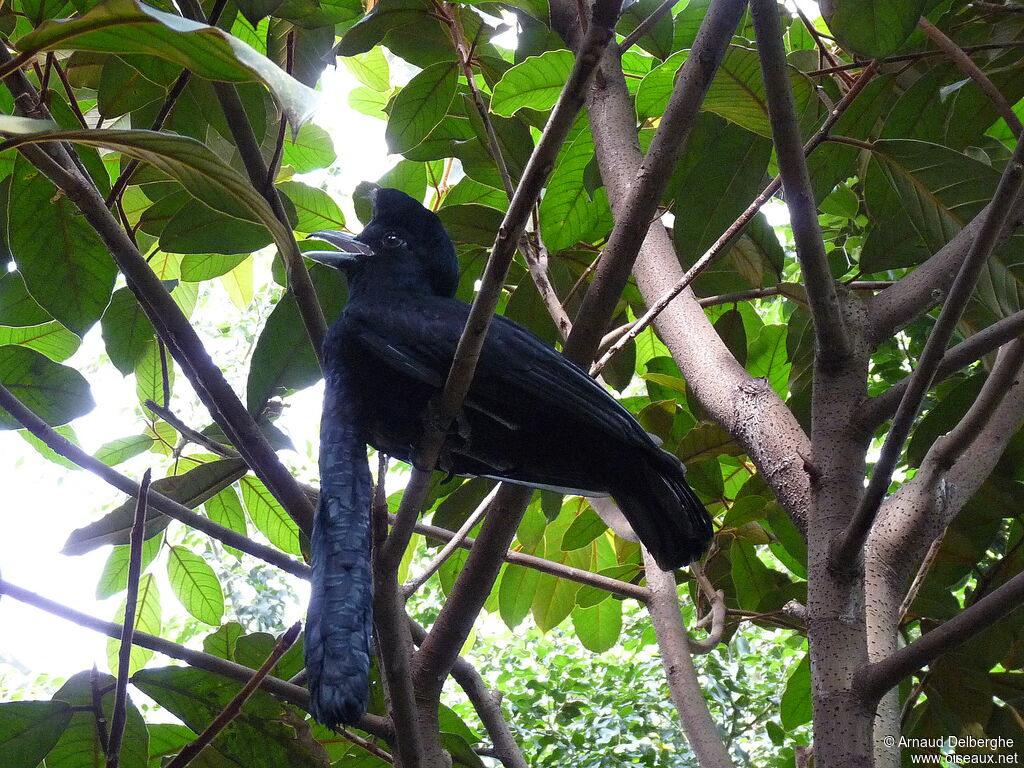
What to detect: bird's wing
<box><xmin>343</xmin><ymin>298</ymin><xmax>651</xmax><ymax>445</ymax></box>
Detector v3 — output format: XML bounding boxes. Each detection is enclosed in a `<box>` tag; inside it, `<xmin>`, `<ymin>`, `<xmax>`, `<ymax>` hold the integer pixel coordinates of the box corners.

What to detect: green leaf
<box><xmin>96</xmin><ymin>533</ymin><xmax>163</xmax><ymax>599</ymax></box>
<box><xmin>618</xmin><ymin>0</ymin><xmax>673</xmax><ymax>59</ymax></box>
<box><xmin>490</xmin><ymin>49</ymin><xmax>573</xmax><ymax>117</ymax></box>
<box><xmin>132</xmin><ymin>666</ymin><xmax>321</xmax><ymax>766</ymax></box>
<box><xmin>107</xmin><ymin>573</ymin><xmax>162</xmax><ymax>676</ymax></box>
<box><xmin>349</xmin><ymin>85</ymin><xmax>389</xmax><ymax>118</ymax></box>
<box><xmin>0</xmin><ymin>346</ymin><xmax>94</xmax><ymax>430</ymax></box>
<box><xmin>441</xmin><ymin>178</ymin><xmax>507</xmax><ymax>210</ymax></box>
<box><xmin>539</xmin><ymin>122</ymin><xmax>612</xmax><ymax>251</ymax></box>
<box><xmin>167</xmin><ymin>544</ymin><xmax>225</xmax><ymax>624</ymax></box>
<box><xmin>571</xmin><ymin>598</ymin><xmax>622</xmax><ymax>653</ymax></box>
<box><xmin>161</xmin><ymin>198</ymin><xmax>274</xmax><ymax>255</ymax></box>
<box><xmin>94</xmin><ymin>433</ymin><xmax>154</xmax><ymax>465</ymax></box>
<box><xmin>16</xmin><ymin>0</ymin><xmax>318</xmax><ymax>127</ymax></box>
<box><xmin>862</xmin><ymin>139</ymin><xmax>999</xmax><ymax>271</ymax></box>
<box><xmin>730</xmin><ymin>539</ymin><xmax>775</xmax><ymax>611</ymax></box>
<box><xmin>0</xmin><ymin>271</ymin><xmax>52</xmax><ymax>327</ymax></box>
<box><xmin>436</xmin><ymin>204</ymin><xmax>504</xmax><ymax>247</ymax></box>
<box><xmin>180</xmin><ymin>253</ymin><xmax>249</xmax><ymax>281</ymax></box>
<box><xmin>335</xmin><ymin>0</ymin><xmax>428</xmax><ymax>57</ymax></box>
<box><xmin>498</xmin><ymin>564</ymin><xmax>541</xmax><ymax>629</ymax></box>
<box><xmin>780</xmin><ymin>653</ymin><xmax>812</xmax><ymax>728</ymax></box>
<box><xmin>48</xmin><ymin>672</ymin><xmax>148</xmax><ymax>768</ymax></box>
<box><xmin>204</xmin><ymin>486</ymin><xmax>248</xmax><ymax>557</ymax></box>
<box><xmin>62</xmin><ymin>459</ymin><xmax>248</xmax><ymax>554</ymax></box>
<box><xmin>561</xmin><ymin>507</ymin><xmax>607</xmax><ymax>551</ymax></box>
<box><xmin>0</xmin><ymin>322</ymin><xmax>80</xmax><ymax>362</ymax></box>
<box><xmin>276</xmin><ymin>180</ymin><xmax>345</xmax><ymax>232</ymax></box>
<box><xmin>385</xmin><ymin>61</ymin><xmax>459</xmax><ymax>153</ymax></box>
<box><xmin>0</xmin><ymin>700</ymin><xmax>72</xmax><ymax>768</ymax></box>
<box><xmin>8</xmin><ymin>155</ymin><xmax>116</xmax><ymax>335</ymax></box>
<box><xmin>241</xmin><ymin>475</ymin><xmax>301</xmax><ymax>554</ymax></box>
<box><xmin>100</xmin><ymin>287</ymin><xmax>156</xmax><ymax>375</ymax></box>
<box><xmin>0</xmin><ymin>126</ymin><xmax>298</xmax><ymax>264</ymax></box>
<box><xmin>821</xmin><ymin>0</ymin><xmax>925</xmax><ymax>58</ymax></box>
<box><xmin>97</xmin><ymin>55</ymin><xmax>165</xmax><ymax>118</ymax></box>
<box><xmin>746</xmin><ymin>325</ymin><xmax>790</xmax><ymax>398</ymax></box>
<box><xmin>19</xmin><ymin>424</ymin><xmax>81</xmax><ymax>470</ymax></box>
<box><xmin>281</xmin><ymin>121</ymin><xmax>337</xmax><ymax>173</ymax></box>
<box><xmin>343</xmin><ymin>47</ymin><xmax>390</xmax><ymax>91</ymax></box>
<box><xmin>246</xmin><ymin>262</ymin><xmax>347</xmax><ymax>414</ymax></box>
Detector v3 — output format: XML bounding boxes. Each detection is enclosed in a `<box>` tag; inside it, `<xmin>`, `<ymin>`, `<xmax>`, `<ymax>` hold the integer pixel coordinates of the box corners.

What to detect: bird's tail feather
<box><xmin>613</xmin><ymin>450</ymin><xmax>713</xmax><ymax>571</ymax></box>
<box><xmin>306</xmin><ymin>380</ymin><xmax>373</xmax><ymax>728</ymax></box>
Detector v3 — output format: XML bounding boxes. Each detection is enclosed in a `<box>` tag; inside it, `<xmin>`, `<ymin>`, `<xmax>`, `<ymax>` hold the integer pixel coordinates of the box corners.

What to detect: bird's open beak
<box><xmin>305</xmin><ymin>231</ymin><xmax>375</xmax><ymax>269</ymax></box>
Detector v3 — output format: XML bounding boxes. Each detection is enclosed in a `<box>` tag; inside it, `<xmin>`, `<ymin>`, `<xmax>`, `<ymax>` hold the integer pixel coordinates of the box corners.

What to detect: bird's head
<box><xmin>305</xmin><ymin>187</ymin><xmax>459</xmax><ymax>299</ymax></box>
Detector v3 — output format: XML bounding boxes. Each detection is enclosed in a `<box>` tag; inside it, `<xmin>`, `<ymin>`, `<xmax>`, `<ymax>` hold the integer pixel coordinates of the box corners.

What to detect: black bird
<box><xmin>303</xmin><ymin>187</ymin><xmax>713</xmax><ymax>728</ymax></box>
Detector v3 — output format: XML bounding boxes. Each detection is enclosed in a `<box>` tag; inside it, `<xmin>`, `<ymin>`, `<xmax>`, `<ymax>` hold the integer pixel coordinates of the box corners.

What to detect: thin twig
<box><xmin>918</xmin><ymin>17</ymin><xmax>1023</xmax><ymax>140</ymax></box>
<box><xmin>144</xmin><ymin>399</ymin><xmax>239</xmax><ymax>458</ymax></box>
<box><xmin>166</xmin><ymin>623</ymin><xmax>301</xmax><ymax>768</ymax></box>
<box><xmin>805</xmin><ymin>42</ymin><xmax>1024</xmax><ymax>77</ymax></box>
<box><xmin>90</xmin><ymin>665</ymin><xmax>110</xmax><ymax>758</ymax></box>
<box><xmin>832</xmin><ymin>136</ymin><xmax>1024</xmax><ymax>569</ymax></box>
<box><xmin>591</xmin><ymin>60</ymin><xmax>880</xmax><ymax>375</ymax></box>
<box><xmin>973</xmin><ymin>1</ymin><xmax>1024</xmax><ymax>11</ymax></box>
<box><xmin>751</xmin><ymin>0</ymin><xmax>848</xmax><ymax>369</ymax></box>
<box><xmin>0</xmin><ymin>384</ymin><xmax>310</xmax><ymax>578</ymax></box>
<box><xmin>399</xmin><ymin>514</ymin><xmax>650</xmax><ymax>601</ymax></box>
<box><xmin>899</xmin><ymin>533</ymin><xmax>946</xmax><ymax>619</ymax></box>
<box><xmin>401</xmin><ymin>487</ymin><xmax>498</xmax><ymax>597</ymax></box>
<box><xmin>618</xmin><ymin>0</ymin><xmax>679</xmax><ymax>53</ymax></box>
<box><xmin>106</xmin><ymin>468</ymin><xmax>151</xmax><ymax>768</ymax></box>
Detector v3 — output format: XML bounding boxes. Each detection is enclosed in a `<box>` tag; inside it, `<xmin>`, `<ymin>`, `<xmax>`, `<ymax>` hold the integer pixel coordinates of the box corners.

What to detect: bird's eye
<box><xmin>382</xmin><ymin>232</ymin><xmax>404</xmax><ymax>249</ymax></box>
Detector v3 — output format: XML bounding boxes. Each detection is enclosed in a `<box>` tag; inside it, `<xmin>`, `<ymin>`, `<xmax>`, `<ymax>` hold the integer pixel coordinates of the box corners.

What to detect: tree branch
<box><xmin>106</xmin><ymin>468</ymin><xmax>151</xmax><ymax>768</ymax></box>
<box><xmin>833</xmin><ymin>136</ymin><xmax>1024</xmax><ymax>569</ymax></box>
<box><xmin>0</xmin><ymin>384</ymin><xmax>310</xmax><ymax>579</ymax></box>
<box><xmin>563</xmin><ymin>0</ymin><xmax>749</xmax><ymax>365</ymax></box>
<box><xmin>0</xmin><ymin>578</ymin><xmax>391</xmax><ymax>739</ymax></box>
<box><xmin>591</xmin><ymin>62</ymin><xmax>879</xmax><ymax>375</ymax></box>
<box><xmin>751</xmin><ymin>0</ymin><xmax>848</xmax><ymax>368</ymax></box>
<box><xmin>409</xmin><ymin>621</ymin><xmax>527</xmax><ymax>768</ymax></box>
<box><xmin>641</xmin><ymin>548</ymin><xmax>733</xmax><ymax>768</ymax></box>
<box><xmin>858</xmin><ymin>567</ymin><xmax>1024</xmax><ymax>702</ymax></box>
<box><xmin>619</xmin><ymin>0</ymin><xmax>679</xmax><ymax>53</ymax></box>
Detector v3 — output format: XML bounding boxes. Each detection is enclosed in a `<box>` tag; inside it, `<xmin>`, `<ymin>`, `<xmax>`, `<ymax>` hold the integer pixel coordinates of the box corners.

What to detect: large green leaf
<box><xmin>335</xmin><ymin>0</ymin><xmax>428</xmax><ymax>57</ymax></box>
<box><xmin>281</xmin><ymin>121</ymin><xmax>337</xmax><ymax>173</ymax></box>
<box><xmin>490</xmin><ymin>49</ymin><xmax>573</xmax><ymax>117</ymax></box>
<box><xmin>240</xmin><ymin>475</ymin><xmax>301</xmax><ymax>554</ymax></box>
<box><xmin>385</xmin><ymin>61</ymin><xmax>459</xmax><ymax>154</ymax></box>
<box><xmin>100</xmin><ymin>287</ymin><xmax>157</xmax><ymax>376</ymax></box>
<box><xmin>276</xmin><ymin>180</ymin><xmax>345</xmax><ymax>233</ymax></box>
<box><xmin>96</xmin><ymin>533</ymin><xmax>163</xmax><ymax>599</ymax></box>
<box><xmin>0</xmin><ymin>345</ymin><xmax>94</xmax><ymax>430</ymax></box>
<box><xmin>0</xmin><ymin>701</ymin><xmax>72</xmax><ymax>768</ymax></box>
<box><xmin>161</xmin><ymin>199</ymin><xmax>273</xmax><ymax>255</ymax></box>
<box><xmin>862</xmin><ymin>139</ymin><xmax>1000</xmax><ymax>272</ymax></box>
<box><xmin>780</xmin><ymin>653</ymin><xmax>812</xmax><ymax>728</ymax></box>
<box><xmin>820</xmin><ymin>0</ymin><xmax>925</xmax><ymax>58</ymax></box>
<box><xmin>16</xmin><ymin>0</ymin><xmax>318</xmax><ymax>126</ymax></box>
<box><xmin>132</xmin><ymin>666</ymin><xmax>321</xmax><ymax>767</ymax></box>
<box><xmin>571</xmin><ymin>598</ymin><xmax>622</xmax><ymax>653</ymax></box>
<box><xmin>617</xmin><ymin>0</ymin><xmax>673</xmax><ymax>59</ymax></box>
<box><xmin>8</xmin><ymin>155</ymin><xmax>116</xmax><ymax>335</ymax></box>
